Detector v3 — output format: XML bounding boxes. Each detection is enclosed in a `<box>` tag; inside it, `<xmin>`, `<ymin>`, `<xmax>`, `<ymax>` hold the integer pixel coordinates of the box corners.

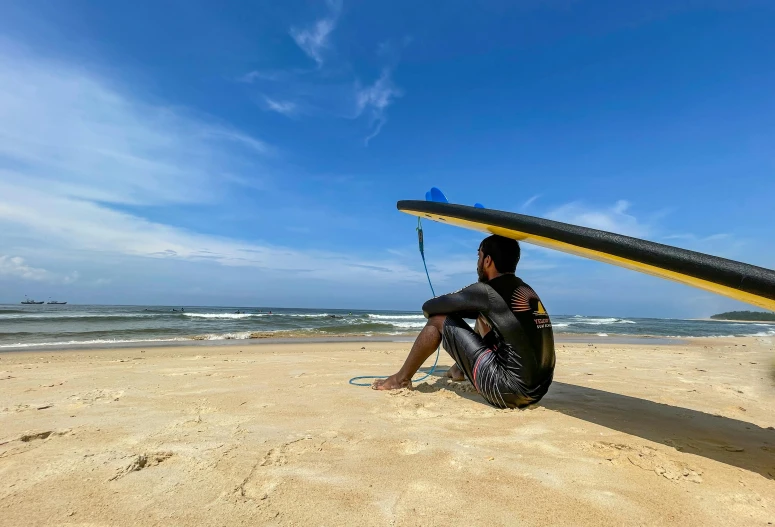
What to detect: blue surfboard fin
<box><xmin>474</xmin><ymin>203</ymin><xmax>485</xmax><ymax>209</ymax></box>
<box><xmin>426</xmin><ymin>187</ymin><xmax>449</xmax><ymax>203</ymax></box>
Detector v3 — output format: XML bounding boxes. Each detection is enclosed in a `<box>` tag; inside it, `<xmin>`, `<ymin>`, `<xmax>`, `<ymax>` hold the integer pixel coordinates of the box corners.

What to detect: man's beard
<box><xmin>477</xmin><ymin>261</ymin><xmax>487</xmax><ymax>283</ymax></box>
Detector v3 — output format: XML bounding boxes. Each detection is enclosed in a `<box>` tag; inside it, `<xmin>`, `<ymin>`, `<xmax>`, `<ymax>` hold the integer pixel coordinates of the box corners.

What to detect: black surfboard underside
<box><xmin>397</xmin><ymin>200</ymin><xmax>775</xmax><ymax>311</ymax></box>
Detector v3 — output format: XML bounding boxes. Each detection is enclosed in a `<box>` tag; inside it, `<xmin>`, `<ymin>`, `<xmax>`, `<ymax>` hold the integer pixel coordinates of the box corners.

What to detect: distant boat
<box><xmin>21</xmin><ymin>299</ymin><xmax>44</xmax><ymax>304</ymax></box>
<box><xmin>47</xmin><ymin>300</ymin><xmax>67</xmax><ymax>305</ymax></box>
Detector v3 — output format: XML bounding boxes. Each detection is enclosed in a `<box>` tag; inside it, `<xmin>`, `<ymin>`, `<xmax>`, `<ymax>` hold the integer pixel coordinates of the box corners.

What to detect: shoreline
<box><xmin>0</xmin><ymin>331</ymin><xmax>736</xmax><ymax>353</ymax></box>
<box><xmin>4</xmin><ymin>324</ymin><xmax>774</xmax><ymax>352</ymax></box>
<box><xmin>5</xmin><ymin>327</ymin><xmax>775</xmax><ymax>353</ymax></box>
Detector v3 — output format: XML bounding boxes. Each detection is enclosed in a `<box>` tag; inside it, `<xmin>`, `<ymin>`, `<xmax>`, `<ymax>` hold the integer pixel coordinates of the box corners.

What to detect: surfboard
<box><xmin>397</xmin><ymin>200</ymin><xmax>775</xmax><ymax>311</ymax></box>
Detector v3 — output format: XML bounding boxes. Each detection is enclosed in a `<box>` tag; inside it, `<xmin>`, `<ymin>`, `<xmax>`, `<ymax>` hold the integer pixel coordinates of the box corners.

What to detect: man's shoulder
<box><xmin>446</xmin><ymin>282</ymin><xmax>486</xmax><ymax>295</ymax></box>
<box><xmin>514</xmin><ymin>276</ymin><xmax>541</xmax><ymax>295</ymax></box>
<box><xmin>514</xmin><ymin>276</ymin><xmax>529</xmax><ymax>287</ymax></box>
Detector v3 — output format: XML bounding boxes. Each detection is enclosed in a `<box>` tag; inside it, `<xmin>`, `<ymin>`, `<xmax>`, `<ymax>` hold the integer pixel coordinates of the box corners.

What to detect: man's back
<box><xmin>481</xmin><ymin>274</ymin><xmax>555</xmax><ymax>391</ymax></box>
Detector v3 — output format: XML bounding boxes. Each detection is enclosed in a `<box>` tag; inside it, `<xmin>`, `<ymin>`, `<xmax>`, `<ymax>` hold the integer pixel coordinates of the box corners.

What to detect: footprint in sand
<box><xmin>250</xmin><ymin>433</ymin><xmax>349</xmax><ymax>483</ymax></box>
<box><xmin>0</xmin><ymin>429</ymin><xmax>72</xmax><ymax>458</ymax></box>
<box><xmin>69</xmin><ymin>389</ymin><xmax>124</xmax><ymax>405</ymax></box>
<box><xmin>1</xmin><ymin>428</ymin><xmax>71</xmax><ymax>445</ymax></box>
<box><xmin>585</xmin><ymin>441</ymin><xmax>704</xmax><ymax>483</ymax></box>
<box><xmin>0</xmin><ymin>404</ymin><xmax>31</xmax><ymax>414</ymax></box>
<box><xmin>398</xmin><ymin>439</ymin><xmax>428</xmax><ymax>455</ymax></box>
<box><xmin>109</xmin><ymin>451</ymin><xmax>174</xmax><ymax>481</ymax></box>
<box><xmin>389</xmin><ymin>396</ymin><xmax>446</xmax><ymax>420</ymax></box>
<box><xmin>20</xmin><ymin>430</ymin><xmax>65</xmax><ymax>442</ymax></box>
<box><xmin>231</xmin><ymin>436</ymin><xmax>328</xmax><ymax>503</ymax></box>
<box><xmin>259</xmin><ymin>436</ymin><xmax>326</xmax><ymax>467</ymax></box>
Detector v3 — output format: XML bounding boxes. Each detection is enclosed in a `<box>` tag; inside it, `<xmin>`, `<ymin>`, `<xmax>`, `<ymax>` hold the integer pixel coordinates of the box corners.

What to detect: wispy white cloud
<box><xmin>0</xmin><ymin>175</ymin><xmax>436</xmax><ymax>285</ymax></box>
<box><xmin>289</xmin><ymin>0</ymin><xmax>342</xmax><ymax>67</ymax></box>
<box><xmin>263</xmin><ymin>96</ymin><xmax>299</xmax><ymax>117</ymax></box>
<box><xmin>0</xmin><ymin>42</ymin><xmax>433</xmax><ymax>292</ymax></box>
<box><xmin>356</xmin><ymin>68</ymin><xmax>402</xmax><ymax>144</ymax></box>
<box><xmin>0</xmin><ymin>44</ymin><xmax>271</xmax><ymax>207</ymax></box>
<box><xmin>546</xmin><ymin>200</ymin><xmax>650</xmax><ymax>237</ymax></box>
<box><xmin>0</xmin><ymin>255</ymin><xmax>77</xmax><ymax>284</ymax></box>
<box><xmin>0</xmin><ymin>255</ymin><xmax>50</xmax><ymax>281</ymax></box>
<box><xmin>243</xmin><ymin>6</ymin><xmax>404</xmax><ymax>144</ymax></box>
<box><xmin>241</xmin><ymin>70</ymin><xmax>289</xmax><ymax>83</ymax></box>
<box><xmin>520</xmin><ymin>194</ymin><xmax>541</xmax><ymax>211</ymax></box>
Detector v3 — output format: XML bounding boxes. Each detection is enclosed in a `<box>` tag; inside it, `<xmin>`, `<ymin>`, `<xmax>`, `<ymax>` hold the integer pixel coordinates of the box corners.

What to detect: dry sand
<box><xmin>1</xmin><ymin>337</ymin><xmax>774</xmax><ymax>526</ymax></box>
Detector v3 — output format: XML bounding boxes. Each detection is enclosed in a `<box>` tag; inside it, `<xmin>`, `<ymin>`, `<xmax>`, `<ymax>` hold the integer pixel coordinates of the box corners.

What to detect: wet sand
<box><xmin>1</xmin><ymin>336</ymin><xmax>774</xmax><ymax>526</ymax></box>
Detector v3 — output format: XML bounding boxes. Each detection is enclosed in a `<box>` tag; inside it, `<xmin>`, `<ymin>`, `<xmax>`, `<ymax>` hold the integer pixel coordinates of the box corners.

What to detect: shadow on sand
<box><xmin>417</xmin><ymin>372</ymin><xmax>775</xmax><ymax>479</ymax></box>
<box><xmin>416</xmin><ymin>373</ymin><xmax>774</xmax><ymax>479</ymax></box>
<box><xmin>540</xmin><ymin>382</ymin><xmax>775</xmax><ymax>479</ymax></box>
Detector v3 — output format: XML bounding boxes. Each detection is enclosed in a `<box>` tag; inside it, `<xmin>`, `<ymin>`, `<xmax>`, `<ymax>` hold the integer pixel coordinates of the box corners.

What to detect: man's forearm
<box><xmin>422</xmin><ymin>284</ymin><xmax>489</xmax><ymax>319</ymax></box>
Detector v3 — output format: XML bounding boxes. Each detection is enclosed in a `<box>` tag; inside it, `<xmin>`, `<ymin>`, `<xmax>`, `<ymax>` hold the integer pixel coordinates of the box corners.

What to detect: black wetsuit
<box><xmin>422</xmin><ymin>274</ymin><xmax>555</xmax><ymax>408</ymax></box>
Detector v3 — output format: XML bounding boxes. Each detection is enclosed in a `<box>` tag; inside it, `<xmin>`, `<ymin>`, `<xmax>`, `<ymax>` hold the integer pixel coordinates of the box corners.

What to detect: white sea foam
<box><xmin>368</xmin><ymin>314</ymin><xmax>425</xmax><ymax>320</ymax></box>
<box><xmin>575</xmin><ymin>318</ymin><xmax>636</xmax><ymax>325</ymax></box>
<box><xmin>553</xmin><ymin>323</ymin><xmax>570</xmax><ymax>328</ymax></box>
<box><xmin>597</xmin><ymin>333</ymin><xmax>609</xmax><ymax>337</ymax></box>
<box><xmin>748</xmin><ymin>330</ymin><xmax>775</xmax><ymax>337</ymax></box>
<box><xmin>0</xmin><ymin>330</ymin><xmax>288</xmax><ymax>348</ymax></box>
<box><xmin>192</xmin><ymin>332</ymin><xmax>255</xmax><ymax>340</ymax></box>
<box><xmin>387</xmin><ymin>321</ymin><xmax>427</xmax><ymax>329</ymax></box>
<box><xmin>184</xmin><ymin>313</ymin><xmax>261</xmax><ymax>319</ymax></box>
<box><xmin>0</xmin><ymin>337</ymin><xmax>189</xmax><ymax>348</ymax></box>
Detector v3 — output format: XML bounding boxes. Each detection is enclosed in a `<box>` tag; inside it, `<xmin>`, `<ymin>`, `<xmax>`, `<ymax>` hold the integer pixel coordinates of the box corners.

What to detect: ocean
<box><xmin>0</xmin><ymin>304</ymin><xmax>773</xmax><ymax>350</ymax></box>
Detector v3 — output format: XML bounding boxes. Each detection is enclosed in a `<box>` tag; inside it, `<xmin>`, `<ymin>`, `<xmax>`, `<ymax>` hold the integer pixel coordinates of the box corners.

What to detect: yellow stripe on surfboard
<box><xmin>400</xmin><ymin>210</ymin><xmax>775</xmax><ymax>312</ymax></box>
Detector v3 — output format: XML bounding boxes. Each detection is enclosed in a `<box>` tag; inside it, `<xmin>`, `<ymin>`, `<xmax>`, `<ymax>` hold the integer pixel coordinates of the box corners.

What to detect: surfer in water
<box><xmin>373</xmin><ymin>235</ymin><xmax>555</xmax><ymax>408</ymax></box>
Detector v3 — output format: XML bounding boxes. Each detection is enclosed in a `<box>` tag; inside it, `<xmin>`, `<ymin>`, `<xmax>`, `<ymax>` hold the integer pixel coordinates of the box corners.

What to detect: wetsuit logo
<box><xmin>533</xmin><ymin>300</ymin><xmax>551</xmax><ymax>329</ymax></box>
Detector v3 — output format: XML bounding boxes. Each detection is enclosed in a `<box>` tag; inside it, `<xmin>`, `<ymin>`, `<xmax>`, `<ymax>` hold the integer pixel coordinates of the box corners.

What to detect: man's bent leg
<box><xmin>372</xmin><ymin>315</ymin><xmax>445</xmax><ymax>390</ymax></box>
<box><xmin>440</xmin><ymin>315</ymin><xmax>491</xmax><ymax>388</ymax></box>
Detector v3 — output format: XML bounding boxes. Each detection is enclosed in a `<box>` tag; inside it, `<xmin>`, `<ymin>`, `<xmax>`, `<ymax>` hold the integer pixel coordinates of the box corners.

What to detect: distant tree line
<box><xmin>710</xmin><ymin>310</ymin><xmax>775</xmax><ymax>321</ymax></box>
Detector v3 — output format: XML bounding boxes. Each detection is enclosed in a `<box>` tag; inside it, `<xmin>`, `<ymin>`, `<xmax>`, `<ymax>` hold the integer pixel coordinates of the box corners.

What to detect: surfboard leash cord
<box><xmin>348</xmin><ymin>218</ymin><xmax>441</xmax><ymax>387</ymax></box>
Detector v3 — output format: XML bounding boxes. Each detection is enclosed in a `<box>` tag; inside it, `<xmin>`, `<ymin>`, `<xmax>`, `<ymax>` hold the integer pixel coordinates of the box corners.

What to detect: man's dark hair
<box><xmin>479</xmin><ymin>235</ymin><xmax>520</xmax><ymax>273</ymax></box>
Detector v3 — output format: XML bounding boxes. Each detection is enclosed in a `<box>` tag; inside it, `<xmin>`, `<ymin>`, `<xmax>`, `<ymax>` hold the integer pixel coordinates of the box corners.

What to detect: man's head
<box><xmin>477</xmin><ymin>235</ymin><xmax>520</xmax><ymax>282</ymax></box>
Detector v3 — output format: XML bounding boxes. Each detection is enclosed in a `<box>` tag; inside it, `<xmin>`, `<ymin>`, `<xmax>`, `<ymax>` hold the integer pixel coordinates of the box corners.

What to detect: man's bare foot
<box><xmin>372</xmin><ymin>374</ymin><xmax>412</xmax><ymax>390</ymax></box>
<box><xmin>445</xmin><ymin>364</ymin><xmax>465</xmax><ymax>382</ymax></box>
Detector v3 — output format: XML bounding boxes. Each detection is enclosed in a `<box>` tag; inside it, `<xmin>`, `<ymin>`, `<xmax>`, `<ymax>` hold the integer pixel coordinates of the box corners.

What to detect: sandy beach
<box><xmin>1</xmin><ymin>337</ymin><xmax>774</xmax><ymax>526</ymax></box>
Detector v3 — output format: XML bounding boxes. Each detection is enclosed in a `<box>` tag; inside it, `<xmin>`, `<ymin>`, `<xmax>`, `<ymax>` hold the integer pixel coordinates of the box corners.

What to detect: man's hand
<box><xmin>372</xmin><ymin>373</ymin><xmax>412</xmax><ymax>390</ymax></box>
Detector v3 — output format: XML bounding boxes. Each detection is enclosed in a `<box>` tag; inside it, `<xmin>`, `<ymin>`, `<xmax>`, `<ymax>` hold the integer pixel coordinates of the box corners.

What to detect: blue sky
<box><xmin>0</xmin><ymin>0</ymin><xmax>773</xmax><ymax>317</ymax></box>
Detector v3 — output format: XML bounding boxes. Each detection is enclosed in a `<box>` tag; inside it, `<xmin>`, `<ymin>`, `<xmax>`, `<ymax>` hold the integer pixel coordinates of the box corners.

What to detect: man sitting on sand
<box><xmin>373</xmin><ymin>235</ymin><xmax>556</xmax><ymax>408</ymax></box>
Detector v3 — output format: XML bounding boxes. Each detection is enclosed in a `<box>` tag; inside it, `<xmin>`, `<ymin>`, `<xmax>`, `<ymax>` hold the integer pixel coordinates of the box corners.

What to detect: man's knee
<box><xmin>427</xmin><ymin>314</ymin><xmax>446</xmax><ymax>331</ymax></box>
